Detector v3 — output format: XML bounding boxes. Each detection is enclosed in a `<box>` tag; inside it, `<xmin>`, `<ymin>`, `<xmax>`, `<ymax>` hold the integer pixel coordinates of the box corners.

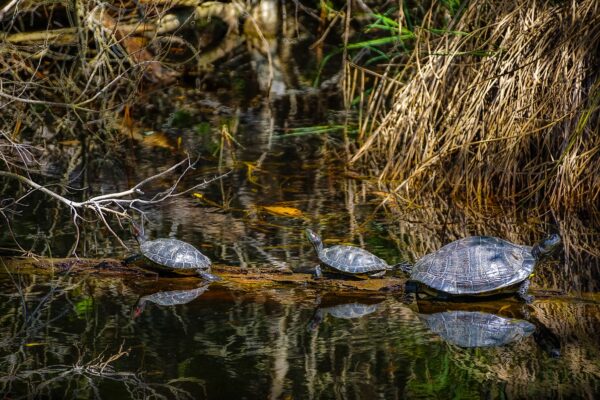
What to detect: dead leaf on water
<box><xmin>261</xmin><ymin>205</ymin><xmax>304</xmax><ymax>218</ymax></box>
<box><xmin>142</xmin><ymin>132</ymin><xmax>174</xmax><ymax>150</ymax></box>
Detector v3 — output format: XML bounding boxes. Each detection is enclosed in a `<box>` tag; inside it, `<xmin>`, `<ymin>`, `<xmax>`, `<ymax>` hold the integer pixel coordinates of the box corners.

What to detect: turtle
<box><xmin>305</xmin><ymin>229</ymin><xmax>401</xmax><ymax>279</ymax></box>
<box><xmin>134</xmin><ymin>285</ymin><xmax>210</xmax><ymax>318</ymax></box>
<box><xmin>418</xmin><ymin>310</ymin><xmax>535</xmax><ymax>348</ymax></box>
<box><xmin>127</xmin><ymin>222</ymin><xmax>220</xmax><ymax>281</ymax></box>
<box><xmin>308</xmin><ymin>302</ymin><xmax>380</xmax><ymax>331</ymax></box>
<box><xmin>401</xmin><ymin>234</ymin><xmax>561</xmax><ymax>303</ymax></box>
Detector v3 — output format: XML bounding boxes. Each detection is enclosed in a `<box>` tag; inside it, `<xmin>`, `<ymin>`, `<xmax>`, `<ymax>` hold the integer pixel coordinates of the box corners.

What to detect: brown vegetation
<box><xmin>350</xmin><ymin>0</ymin><xmax>599</xmax><ymax>211</ymax></box>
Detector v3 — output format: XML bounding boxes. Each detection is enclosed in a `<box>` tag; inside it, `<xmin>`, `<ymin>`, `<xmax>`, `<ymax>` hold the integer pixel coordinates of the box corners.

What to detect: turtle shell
<box><xmin>140</xmin><ymin>238</ymin><xmax>211</xmax><ymax>273</ymax></box>
<box><xmin>419</xmin><ymin>311</ymin><xmax>535</xmax><ymax>348</ymax></box>
<box><xmin>410</xmin><ymin>236</ymin><xmax>535</xmax><ymax>295</ymax></box>
<box><xmin>319</xmin><ymin>245</ymin><xmax>390</xmax><ymax>275</ymax></box>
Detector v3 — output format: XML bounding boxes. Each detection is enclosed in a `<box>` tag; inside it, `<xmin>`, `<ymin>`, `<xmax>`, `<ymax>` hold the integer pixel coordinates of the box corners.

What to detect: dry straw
<box><xmin>350</xmin><ymin>0</ymin><xmax>599</xmax><ymax>211</ymax></box>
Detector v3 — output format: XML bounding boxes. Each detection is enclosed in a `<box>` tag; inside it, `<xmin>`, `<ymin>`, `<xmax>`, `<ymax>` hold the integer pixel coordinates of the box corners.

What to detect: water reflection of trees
<box><xmin>0</xmin><ymin>274</ymin><xmax>201</xmax><ymax>398</ymax></box>
<box><xmin>0</xmin><ymin>273</ymin><xmax>599</xmax><ymax>398</ymax></box>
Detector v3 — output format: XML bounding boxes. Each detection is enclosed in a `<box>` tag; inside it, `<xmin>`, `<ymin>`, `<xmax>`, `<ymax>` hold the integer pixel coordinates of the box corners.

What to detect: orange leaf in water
<box><xmin>142</xmin><ymin>132</ymin><xmax>174</xmax><ymax>149</ymax></box>
<box><xmin>261</xmin><ymin>206</ymin><xmax>303</xmax><ymax>218</ymax></box>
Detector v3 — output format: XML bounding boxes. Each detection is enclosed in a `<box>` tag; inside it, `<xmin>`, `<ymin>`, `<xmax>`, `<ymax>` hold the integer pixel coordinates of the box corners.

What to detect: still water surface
<box><xmin>1</xmin><ymin>88</ymin><xmax>599</xmax><ymax>399</ymax></box>
<box><xmin>1</xmin><ymin>275</ymin><xmax>599</xmax><ymax>399</ymax></box>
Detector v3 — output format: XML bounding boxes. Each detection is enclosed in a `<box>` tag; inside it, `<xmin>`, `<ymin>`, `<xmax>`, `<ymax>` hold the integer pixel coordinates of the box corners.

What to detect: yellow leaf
<box><xmin>261</xmin><ymin>206</ymin><xmax>303</xmax><ymax>218</ymax></box>
<box><xmin>142</xmin><ymin>132</ymin><xmax>174</xmax><ymax>149</ymax></box>
<box><xmin>192</xmin><ymin>193</ymin><xmax>222</xmax><ymax>208</ymax></box>
<box><xmin>25</xmin><ymin>342</ymin><xmax>46</xmax><ymax>347</ymax></box>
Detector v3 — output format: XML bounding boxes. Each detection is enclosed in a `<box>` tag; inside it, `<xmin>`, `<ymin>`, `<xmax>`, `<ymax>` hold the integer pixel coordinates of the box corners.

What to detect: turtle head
<box><xmin>305</xmin><ymin>229</ymin><xmax>323</xmax><ymax>253</ymax></box>
<box><xmin>532</xmin><ymin>233</ymin><xmax>561</xmax><ymax>259</ymax></box>
<box><xmin>130</xmin><ymin>221</ymin><xmax>146</xmax><ymax>244</ymax></box>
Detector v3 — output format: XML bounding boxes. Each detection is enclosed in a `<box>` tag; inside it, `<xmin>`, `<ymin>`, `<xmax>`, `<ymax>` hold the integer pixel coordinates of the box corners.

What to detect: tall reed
<box><xmin>350</xmin><ymin>0</ymin><xmax>599</xmax><ymax>211</ymax></box>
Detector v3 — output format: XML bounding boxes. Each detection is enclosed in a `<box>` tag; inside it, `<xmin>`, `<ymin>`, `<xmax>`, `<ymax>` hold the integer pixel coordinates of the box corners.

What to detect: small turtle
<box><xmin>419</xmin><ymin>310</ymin><xmax>535</xmax><ymax>348</ymax></box>
<box><xmin>134</xmin><ymin>285</ymin><xmax>210</xmax><ymax>318</ymax></box>
<box><xmin>305</xmin><ymin>229</ymin><xmax>401</xmax><ymax>279</ymax></box>
<box><xmin>308</xmin><ymin>302</ymin><xmax>380</xmax><ymax>331</ymax></box>
<box><xmin>402</xmin><ymin>234</ymin><xmax>561</xmax><ymax>303</ymax></box>
<box><xmin>128</xmin><ymin>222</ymin><xmax>220</xmax><ymax>281</ymax></box>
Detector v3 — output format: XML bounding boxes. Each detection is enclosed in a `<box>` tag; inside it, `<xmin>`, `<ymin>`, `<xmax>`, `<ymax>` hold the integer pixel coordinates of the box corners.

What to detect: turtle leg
<box><xmin>123</xmin><ymin>253</ymin><xmax>143</xmax><ymax>265</ymax></box>
<box><xmin>313</xmin><ymin>265</ymin><xmax>323</xmax><ymax>279</ymax></box>
<box><xmin>517</xmin><ymin>279</ymin><xmax>534</xmax><ymax>304</ymax></box>
<box><xmin>401</xmin><ymin>281</ymin><xmax>417</xmax><ymax>305</ymax></box>
<box><xmin>369</xmin><ymin>270</ymin><xmax>386</xmax><ymax>279</ymax></box>
<box><xmin>197</xmin><ymin>270</ymin><xmax>221</xmax><ymax>282</ymax></box>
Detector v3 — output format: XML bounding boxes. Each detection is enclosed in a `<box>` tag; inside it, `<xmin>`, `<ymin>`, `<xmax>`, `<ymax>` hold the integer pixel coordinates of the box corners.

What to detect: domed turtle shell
<box><xmin>419</xmin><ymin>310</ymin><xmax>535</xmax><ymax>348</ymax></box>
<box><xmin>320</xmin><ymin>246</ymin><xmax>391</xmax><ymax>274</ymax></box>
<box><xmin>306</xmin><ymin>229</ymin><xmax>391</xmax><ymax>276</ymax></box>
<box><xmin>140</xmin><ymin>238</ymin><xmax>211</xmax><ymax>275</ymax></box>
<box><xmin>410</xmin><ymin>236</ymin><xmax>536</xmax><ymax>295</ymax></box>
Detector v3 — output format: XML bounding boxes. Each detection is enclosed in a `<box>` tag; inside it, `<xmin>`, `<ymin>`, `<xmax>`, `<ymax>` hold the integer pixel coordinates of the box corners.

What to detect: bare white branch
<box><xmin>0</xmin><ymin>158</ymin><xmax>231</xmax><ymax>252</ymax></box>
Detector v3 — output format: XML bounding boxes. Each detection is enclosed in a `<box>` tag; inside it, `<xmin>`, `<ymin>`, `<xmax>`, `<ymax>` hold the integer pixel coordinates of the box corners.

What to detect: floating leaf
<box><xmin>142</xmin><ymin>132</ymin><xmax>174</xmax><ymax>149</ymax></box>
<box><xmin>261</xmin><ymin>206</ymin><xmax>303</xmax><ymax>218</ymax></box>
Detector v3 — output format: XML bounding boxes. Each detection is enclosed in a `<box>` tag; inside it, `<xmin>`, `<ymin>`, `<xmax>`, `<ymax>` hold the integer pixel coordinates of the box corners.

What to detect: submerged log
<box><xmin>0</xmin><ymin>257</ymin><xmax>408</xmax><ymax>294</ymax></box>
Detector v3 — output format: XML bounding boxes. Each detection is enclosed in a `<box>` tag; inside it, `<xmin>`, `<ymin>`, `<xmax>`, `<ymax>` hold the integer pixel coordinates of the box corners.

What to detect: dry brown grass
<box><xmin>350</xmin><ymin>0</ymin><xmax>600</xmax><ymax>211</ymax></box>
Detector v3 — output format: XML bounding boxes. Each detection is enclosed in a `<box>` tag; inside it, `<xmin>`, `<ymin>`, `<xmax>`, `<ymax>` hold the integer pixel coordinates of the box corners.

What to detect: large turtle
<box><xmin>305</xmin><ymin>229</ymin><xmax>400</xmax><ymax>279</ymax></box>
<box><xmin>128</xmin><ymin>223</ymin><xmax>220</xmax><ymax>281</ymax></box>
<box><xmin>418</xmin><ymin>310</ymin><xmax>535</xmax><ymax>348</ymax></box>
<box><xmin>402</xmin><ymin>234</ymin><xmax>561</xmax><ymax>302</ymax></box>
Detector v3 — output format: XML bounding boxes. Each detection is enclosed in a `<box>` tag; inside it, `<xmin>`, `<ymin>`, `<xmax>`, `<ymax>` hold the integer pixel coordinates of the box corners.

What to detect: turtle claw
<box><xmin>197</xmin><ymin>271</ymin><xmax>221</xmax><ymax>282</ymax></box>
<box><xmin>370</xmin><ymin>270</ymin><xmax>386</xmax><ymax>279</ymax></box>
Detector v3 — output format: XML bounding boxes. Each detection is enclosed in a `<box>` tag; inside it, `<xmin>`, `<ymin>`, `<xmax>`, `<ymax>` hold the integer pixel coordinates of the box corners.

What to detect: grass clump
<box><xmin>349</xmin><ymin>0</ymin><xmax>600</xmax><ymax>211</ymax></box>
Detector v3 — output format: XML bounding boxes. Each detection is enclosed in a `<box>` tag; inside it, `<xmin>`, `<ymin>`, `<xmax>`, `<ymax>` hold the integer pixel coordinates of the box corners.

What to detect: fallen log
<box><xmin>0</xmin><ymin>256</ymin><xmax>408</xmax><ymax>294</ymax></box>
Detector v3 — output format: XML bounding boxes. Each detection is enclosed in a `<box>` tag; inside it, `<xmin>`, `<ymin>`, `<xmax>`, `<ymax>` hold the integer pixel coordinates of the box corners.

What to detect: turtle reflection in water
<box><xmin>418</xmin><ymin>311</ymin><xmax>536</xmax><ymax>348</ymax></box>
<box><xmin>402</xmin><ymin>234</ymin><xmax>561</xmax><ymax>302</ymax></box>
<box><xmin>127</xmin><ymin>222</ymin><xmax>220</xmax><ymax>281</ymax></box>
<box><xmin>308</xmin><ymin>302</ymin><xmax>380</xmax><ymax>331</ymax></box>
<box><xmin>134</xmin><ymin>285</ymin><xmax>210</xmax><ymax>318</ymax></box>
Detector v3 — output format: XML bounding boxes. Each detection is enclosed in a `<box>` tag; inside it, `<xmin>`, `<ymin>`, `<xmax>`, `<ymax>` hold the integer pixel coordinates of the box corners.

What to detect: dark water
<box><xmin>0</xmin><ymin>274</ymin><xmax>599</xmax><ymax>399</ymax></box>
<box><xmin>1</xmin><ymin>82</ymin><xmax>600</xmax><ymax>399</ymax></box>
